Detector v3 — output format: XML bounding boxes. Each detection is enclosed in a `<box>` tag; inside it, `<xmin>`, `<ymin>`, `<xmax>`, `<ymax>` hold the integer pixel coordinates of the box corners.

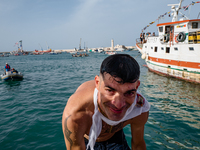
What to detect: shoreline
<box><xmin>0</xmin><ymin>46</ymin><xmax>136</xmax><ymax>54</ymax></box>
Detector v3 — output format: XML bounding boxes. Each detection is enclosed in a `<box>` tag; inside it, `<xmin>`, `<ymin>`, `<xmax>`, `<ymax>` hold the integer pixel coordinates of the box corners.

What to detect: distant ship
<box><xmin>34</xmin><ymin>49</ymin><xmax>52</xmax><ymax>53</ymax></box>
<box><xmin>11</xmin><ymin>40</ymin><xmax>27</xmax><ymax>56</ymax></box>
<box><xmin>35</xmin><ymin>42</ymin><xmax>52</xmax><ymax>53</ymax></box>
<box><xmin>136</xmin><ymin>0</ymin><xmax>200</xmax><ymax>84</ymax></box>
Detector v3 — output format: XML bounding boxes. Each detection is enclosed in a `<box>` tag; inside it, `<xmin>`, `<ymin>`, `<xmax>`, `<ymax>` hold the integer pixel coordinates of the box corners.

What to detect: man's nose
<box><xmin>112</xmin><ymin>93</ymin><xmax>125</xmax><ymax>109</ymax></box>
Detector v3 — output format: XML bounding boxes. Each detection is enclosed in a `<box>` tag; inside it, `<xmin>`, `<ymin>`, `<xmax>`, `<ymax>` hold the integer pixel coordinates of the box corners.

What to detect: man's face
<box><xmin>95</xmin><ymin>73</ymin><xmax>140</xmax><ymax>121</ymax></box>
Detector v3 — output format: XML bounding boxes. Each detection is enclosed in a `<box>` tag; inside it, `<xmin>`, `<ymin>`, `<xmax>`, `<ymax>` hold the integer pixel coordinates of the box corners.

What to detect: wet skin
<box><xmin>95</xmin><ymin>73</ymin><xmax>140</xmax><ymax>121</ymax></box>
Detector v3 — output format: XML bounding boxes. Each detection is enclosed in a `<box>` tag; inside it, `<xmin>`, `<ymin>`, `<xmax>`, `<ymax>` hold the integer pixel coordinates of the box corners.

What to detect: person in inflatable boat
<box><xmin>4</xmin><ymin>63</ymin><xmax>11</xmax><ymax>74</ymax></box>
<box><xmin>11</xmin><ymin>68</ymin><xmax>18</xmax><ymax>73</ymax></box>
<box><xmin>62</xmin><ymin>54</ymin><xmax>150</xmax><ymax>150</ymax></box>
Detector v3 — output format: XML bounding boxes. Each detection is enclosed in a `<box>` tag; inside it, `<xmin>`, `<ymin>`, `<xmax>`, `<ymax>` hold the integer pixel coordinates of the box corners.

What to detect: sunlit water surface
<box><xmin>0</xmin><ymin>51</ymin><xmax>199</xmax><ymax>150</ymax></box>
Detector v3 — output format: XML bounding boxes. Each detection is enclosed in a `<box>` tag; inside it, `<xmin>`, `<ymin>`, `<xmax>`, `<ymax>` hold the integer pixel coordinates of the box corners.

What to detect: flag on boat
<box><xmin>14</xmin><ymin>42</ymin><xmax>19</xmax><ymax>47</ymax></box>
<box><xmin>141</xmin><ymin>1</ymin><xmax>200</xmax><ymax>31</ymax></box>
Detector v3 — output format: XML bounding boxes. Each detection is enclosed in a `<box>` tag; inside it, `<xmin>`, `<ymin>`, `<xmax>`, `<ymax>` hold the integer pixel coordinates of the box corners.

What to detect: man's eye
<box><xmin>125</xmin><ymin>92</ymin><xmax>135</xmax><ymax>97</ymax></box>
<box><xmin>107</xmin><ymin>89</ymin><xmax>113</xmax><ymax>92</ymax></box>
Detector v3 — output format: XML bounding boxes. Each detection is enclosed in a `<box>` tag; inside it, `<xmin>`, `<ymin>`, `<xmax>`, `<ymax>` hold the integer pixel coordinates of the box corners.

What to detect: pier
<box><xmin>0</xmin><ymin>46</ymin><xmax>136</xmax><ymax>54</ymax></box>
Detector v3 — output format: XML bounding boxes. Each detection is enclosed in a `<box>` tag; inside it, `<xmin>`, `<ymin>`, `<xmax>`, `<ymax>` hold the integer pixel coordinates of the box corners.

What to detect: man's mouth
<box><xmin>109</xmin><ymin>107</ymin><xmax>123</xmax><ymax>114</ymax></box>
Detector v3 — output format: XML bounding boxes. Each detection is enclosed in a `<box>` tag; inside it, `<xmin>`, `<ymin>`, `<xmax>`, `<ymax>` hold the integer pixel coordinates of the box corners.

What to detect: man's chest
<box><xmin>101</xmin><ymin>120</ymin><xmax>129</xmax><ymax>134</ymax></box>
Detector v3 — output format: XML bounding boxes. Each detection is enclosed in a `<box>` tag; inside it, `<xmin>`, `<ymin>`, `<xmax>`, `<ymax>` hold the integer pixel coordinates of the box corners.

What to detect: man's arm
<box><xmin>62</xmin><ymin>105</ymin><xmax>93</xmax><ymax>150</ymax></box>
<box><xmin>130</xmin><ymin>112</ymin><xmax>149</xmax><ymax>150</ymax></box>
<box><xmin>62</xmin><ymin>112</ymin><xmax>88</xmax><ymax>150</ymax></box>
<box><xmin>62</xmin><ymin>81</ymin><xmax>94</xmax><ymax>150</ymax></box>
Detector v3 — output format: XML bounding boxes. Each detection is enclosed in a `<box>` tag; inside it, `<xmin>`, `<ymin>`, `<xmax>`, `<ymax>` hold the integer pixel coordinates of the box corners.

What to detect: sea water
<box><xmin>0</xmin><ymin>51</ymin><xmax>199</xmax><ymax>150</ymax></box>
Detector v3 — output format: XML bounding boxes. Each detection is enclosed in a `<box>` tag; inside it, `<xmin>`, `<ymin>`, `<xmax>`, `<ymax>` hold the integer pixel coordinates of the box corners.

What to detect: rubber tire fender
<box><xmin>164</xmin><ymin>34</ymin><xmax>170</xmax><ymax>42</ymax></box>
<box><xmin>177</xmin><ymin>32</ymin><xmax>186</xmax><ymax>42</ymax></box>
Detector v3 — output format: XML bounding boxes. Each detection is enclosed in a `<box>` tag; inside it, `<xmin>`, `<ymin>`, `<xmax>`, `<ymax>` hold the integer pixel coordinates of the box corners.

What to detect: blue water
<box><xmin>0</xmin><ymin>51</ymin><xmax>199</xmax><ymax>150</ymax></box>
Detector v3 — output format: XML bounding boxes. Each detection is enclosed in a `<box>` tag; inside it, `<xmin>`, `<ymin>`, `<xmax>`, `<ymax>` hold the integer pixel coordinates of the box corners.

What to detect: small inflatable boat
<box><xmin>1</xmin><ymin>71</ymin><xmax>23</xmax><ymax>80</ymax></box>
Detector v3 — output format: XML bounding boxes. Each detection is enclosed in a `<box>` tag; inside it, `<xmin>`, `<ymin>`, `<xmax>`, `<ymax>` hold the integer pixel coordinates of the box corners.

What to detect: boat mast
<box><xmin>19</xmin><ymin>40</ymin><xmax>23</xmax><ymax>52</ymax></box>
<box><xmin>46</xmin><ymin>41</ymin><xmax>49</xmax><ymax>50</ymax></box>
<box><xmin>39</xmin><ymin>44</ymin><xmax>43</xmax><ymax>51</ymax></box>
<box><xmin>168</xmin><ymin>0</ymin><xmax>183</xmax><ymax>22</ymax></box>
<box><xmin>197</xmin><ymin>12</ymin><xmax>200</xmax><ymax>19</ymax></box>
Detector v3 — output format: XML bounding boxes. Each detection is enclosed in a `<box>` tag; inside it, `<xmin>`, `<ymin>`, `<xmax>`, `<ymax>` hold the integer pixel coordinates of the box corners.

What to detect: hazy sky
<box><xmin>0</xmin><ymin>0</ymin><xmax>199</xmax><ymax>52</ymax></box>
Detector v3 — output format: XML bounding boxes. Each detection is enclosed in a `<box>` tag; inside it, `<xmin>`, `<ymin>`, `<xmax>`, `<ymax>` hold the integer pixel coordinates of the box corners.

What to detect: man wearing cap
<box><xmin>4</xmin><ymin>63</ymin><xmax>11</xmax><ymax>74</ymax></box>
<box><xmin>62</xmin><ymin>54</ymin><xmax>150</xmax><ymax>150</ymax></box>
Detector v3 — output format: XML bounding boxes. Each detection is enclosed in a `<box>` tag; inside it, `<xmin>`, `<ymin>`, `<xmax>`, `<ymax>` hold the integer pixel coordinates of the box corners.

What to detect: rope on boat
<box><xmin>134</xmin><ymin>53</ymin><xmax>141</xmax><ymax>59</ymax></box>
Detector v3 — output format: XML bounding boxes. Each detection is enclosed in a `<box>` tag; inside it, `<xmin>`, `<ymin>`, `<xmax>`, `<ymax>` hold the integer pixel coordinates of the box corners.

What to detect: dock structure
<box><xmin>53</xmin><ymin>45</ymin><xmax>136</xmax><ymax>53</ymax></box>
<box><xmin>0</xmin><ymin>45</ymin><xmax>136</xmax><ymax>54</ymax></box>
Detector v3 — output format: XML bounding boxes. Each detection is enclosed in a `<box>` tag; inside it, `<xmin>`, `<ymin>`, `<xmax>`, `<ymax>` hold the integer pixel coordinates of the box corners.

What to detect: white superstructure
<box><xmin>136</xmin><ymin>0</ymin><xmax>200</xmax><ymax>84</ymax></box>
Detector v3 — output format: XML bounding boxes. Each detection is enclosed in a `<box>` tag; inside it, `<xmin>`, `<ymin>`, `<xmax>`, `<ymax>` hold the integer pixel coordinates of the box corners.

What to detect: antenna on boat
<box><xmin>19</xmin><ymin>40</ymin><xmax>23</xmax><ymax>52</ymax></box>
<box><xmin>38</xmin><ymin>44</ymin><xmax>43</xmax><ymax>50</ymax></box>
<box><xmin>197</xmin><ymin>12</ymin><xmax>200</xmax><ymax>19</ymax></box>
<box><xmin>179</xmin><ymin>11</ymin><xmax>189</xmax><ymax>20</ymax></box>
<box><xmin>168</xmin><ymin>0</ymin><xmax>183</xmax><ymax>22</ymax></box>
<box><xmin>46</xmin><ymin>41</ymin><xmax>49</xmax><ymax>50</ymax></box>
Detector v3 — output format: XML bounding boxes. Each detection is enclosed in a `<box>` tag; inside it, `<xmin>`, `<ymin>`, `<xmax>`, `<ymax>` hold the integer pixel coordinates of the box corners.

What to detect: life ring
<box><xmin>164</xmin><ymin>34</ymin><xmax>170</xmax><ymax>42</ymax></box>
<box><xmin>177</xmin><ymin>32</ymin><xmax>186</xmax><ymax>42</ymax></box>
<box><xmin>159</xmin><ymin>35</ymin><xmax>164</xmax><ymax>44</ymax></box>
<box><xmin>174</xmin><ymin>34</ymin><xmax>179</xmax><ymax>43</ymax></box>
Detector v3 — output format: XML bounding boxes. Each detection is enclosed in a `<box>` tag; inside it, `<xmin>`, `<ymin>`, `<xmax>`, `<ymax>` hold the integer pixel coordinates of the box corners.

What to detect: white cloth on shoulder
<box><xmin>87</xmin><ymin>88</ymin><xmax>150</xmax><ymax>150</ymax></box>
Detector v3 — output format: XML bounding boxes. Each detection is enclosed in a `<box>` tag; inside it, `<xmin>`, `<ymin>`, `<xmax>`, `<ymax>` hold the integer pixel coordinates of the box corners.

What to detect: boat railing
<box><xmin>136</xmin><ymin>38</ymin><xmax>141</xmax><ymax>44</ymax></box>
<box><xmin>136</xmin><ymin>38</ymin><xmax>144</xmax><ymax>49</ymax></box>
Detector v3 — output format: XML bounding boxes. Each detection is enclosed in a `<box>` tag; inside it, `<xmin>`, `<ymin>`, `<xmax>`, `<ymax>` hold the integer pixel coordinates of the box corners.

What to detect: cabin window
<box><xmin>151</xmin><ymin>47</ymin><xmax>153</xmax><ymax>49</ymax></box>
<box><xmin>192</xmin><ymin>22</ymin><xmax>198</xmax><ymax>29</ymax></box>
<box><xmin>154</xmin><ymin>47</ymin><xmax>157</xmax><ymax>52</ymax></box>
<box><xmin>165</xmin><ymin>26</ymin><xmax>170</xmax><ymax>34</ymax></box>
<box><xmin>145</xmin><ymin>46</ymin><xmax>147</xmax><ymax>48</ymax></box>
<box><xmin>174</xmin><ymin>47</ymin><xmax>178</xmax><ymax>51</ymax></box>
<box><xmin>165</xmin><ymin>25</ymin><xmax>174</xmax><ymax>34</ymax></box>
<box><xmin>166</xmin><ymin>47</ymin><xmax>170</xmax><ymax>53</ymax></box>
<box><xmin>159</xmin><ymin>27</ymin><xmax>163</xmax><ymax>32</ymax></box>
<box><xmin>189</xmin><ymin>47</ymin><xmax>194</xmax><ymax>51</ymax></box>
<box><xmin>161</xmin><ymin>47</ymin><xmax>164</xmax><ymax>50</ymax></box>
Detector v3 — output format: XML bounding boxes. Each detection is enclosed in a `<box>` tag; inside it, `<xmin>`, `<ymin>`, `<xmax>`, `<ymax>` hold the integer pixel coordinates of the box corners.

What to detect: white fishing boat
<box><xmin>115</xmin><ymin>47</ymin><xmax>125</xmax><ymax>52</ymax></box>
<box><xmin>49</xmin><ymin>51</ymin><xmax>58</xmax><ymax>55</ymax></box>
<box><xmin>136</xmin><ymin>0</ymin><xmax>200</xmax><ymax>84</ymax></box>
<box><xmin>1</xmin><ymin>71</ymin><xmax>23</xmax><ymax>80</ymax></box>
<box><xmin>98</xmin><ymin>48</ymin><xmax>104</xmax><ymax>53</ymax></box>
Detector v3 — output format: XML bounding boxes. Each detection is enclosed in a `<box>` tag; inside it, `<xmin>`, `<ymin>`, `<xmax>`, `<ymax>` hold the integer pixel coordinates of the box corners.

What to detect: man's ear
<box><xmin>95</xmin><ymin>75</ymin><xmax>100</xmax><ymax>90</ymax></box>
<box><xmin>136</xmin><ymin>80</ymin><xmax>140</xmax><ymax>89</ymax></box>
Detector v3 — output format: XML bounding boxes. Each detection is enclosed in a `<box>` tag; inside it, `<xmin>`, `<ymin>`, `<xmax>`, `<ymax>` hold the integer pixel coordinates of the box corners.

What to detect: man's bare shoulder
<box><xmin>66</xmin><ymin>80</ymin><xmax>95</xmax><ymax>111</ymax></box>
<box><xmin>75</xmin><ymin>80</ymin><xmax>96</xmax><ymax>93</ymax></box>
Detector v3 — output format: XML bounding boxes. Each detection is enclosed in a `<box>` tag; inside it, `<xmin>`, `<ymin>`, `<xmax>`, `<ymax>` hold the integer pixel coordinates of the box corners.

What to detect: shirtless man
<box><xmin>62</xmin><ymin>54</ymin><xmax>150</xmax><ymax>150</ymax></box>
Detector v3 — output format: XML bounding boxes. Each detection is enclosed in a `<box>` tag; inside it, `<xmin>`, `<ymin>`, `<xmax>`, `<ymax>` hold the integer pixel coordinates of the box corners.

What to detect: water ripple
<box><xmin>0</xmin><ymin>52</ymin><xmax>199</xmax><ymax>149</ymax></box>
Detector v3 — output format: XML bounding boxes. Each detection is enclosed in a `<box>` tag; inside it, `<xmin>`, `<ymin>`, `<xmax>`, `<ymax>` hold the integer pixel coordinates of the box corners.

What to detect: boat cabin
<box><xmin>157</xmin><ymin>19</ymin><xmax>200</xmax><ymax>44</ymax></box>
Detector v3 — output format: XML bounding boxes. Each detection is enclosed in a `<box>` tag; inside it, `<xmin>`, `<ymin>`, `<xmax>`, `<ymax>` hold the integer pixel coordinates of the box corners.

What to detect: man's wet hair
<box><xmin>100</xmin><ymin>54</ymin><xmax>140</xmax><ymax>84</ymax></box>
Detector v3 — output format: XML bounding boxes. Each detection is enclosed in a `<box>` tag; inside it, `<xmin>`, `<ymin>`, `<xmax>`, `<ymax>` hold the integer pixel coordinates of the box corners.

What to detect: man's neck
<box><xmin>97</xmin><ymin>102</ymin><xmax>108</xmax><ymax>118</ymax></box>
